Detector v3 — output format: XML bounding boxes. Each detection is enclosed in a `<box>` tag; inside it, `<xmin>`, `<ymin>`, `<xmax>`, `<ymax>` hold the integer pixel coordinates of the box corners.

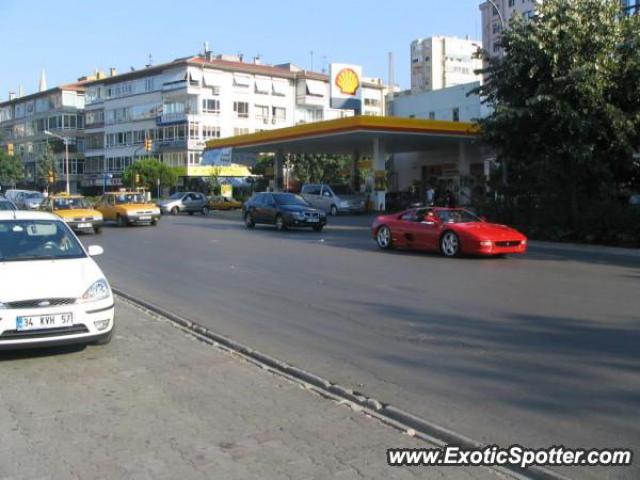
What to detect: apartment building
<box><xmin>410</xmin><ymin>36</ymin><xmax>482</xmax><ymax>92</ymax></box>
<box><xmin>479</xmin><ymin>0</ymin><xmax>540</xmax><ymax>58</ymax></box>
<box><xmin>0</xmin><ymin>84</ymin><xmax>86</xmax><ymax>192</ymax></box>
<box><xmin>80</xmin><ymin>54</ymin><xmax>386</xmax><ymax>190</ymax></box>
<box><xmin>0</xmin><ymin>53</ymin><xmax>385</xmax><ymax>192</ymax></box>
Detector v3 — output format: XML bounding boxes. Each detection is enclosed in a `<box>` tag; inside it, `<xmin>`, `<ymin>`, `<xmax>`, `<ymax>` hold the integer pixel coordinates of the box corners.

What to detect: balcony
<box><xmin>156</xmin><ymin>112</ymin><xmax>188</xmax><ymax>125</ymax></box>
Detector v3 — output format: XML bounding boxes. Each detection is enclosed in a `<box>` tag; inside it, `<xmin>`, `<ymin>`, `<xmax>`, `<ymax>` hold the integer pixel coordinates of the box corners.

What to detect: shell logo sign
<box><xmin>330</xmin><ymin>63</ymin><xmax>363</xmax><ymax>112</ymax></box>
<box><xmin>335</xmin><ymin>68</ymin><xmax>360</xmax><ymax>95</ymax></box>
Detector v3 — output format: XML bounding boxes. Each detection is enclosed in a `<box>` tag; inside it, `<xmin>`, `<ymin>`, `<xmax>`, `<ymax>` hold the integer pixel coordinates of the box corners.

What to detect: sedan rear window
<box><xmin>0</xmin><ymin>220</ymin><xmax>85</xmax><ymax>262</ymax></box>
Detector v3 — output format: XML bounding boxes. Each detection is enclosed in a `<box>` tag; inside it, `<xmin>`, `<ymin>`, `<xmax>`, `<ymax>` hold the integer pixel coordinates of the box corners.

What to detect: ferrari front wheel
<box><xmin>376</xmin><ymin>226</ymin><xmax>393</xmax><ymax>250</ymax></box>
<box><xmin>441</xmin><ymin>231</ymin><xmax>460</xmax><ymax>257</ymax></box>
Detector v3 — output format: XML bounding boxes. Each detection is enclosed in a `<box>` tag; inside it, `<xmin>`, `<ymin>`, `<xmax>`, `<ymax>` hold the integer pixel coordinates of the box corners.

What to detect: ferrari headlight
<box><xmin>479</xmin><ymin>240</ymin><xmax>493</xmax><ymax>247</ymax></box>
<box><xmin>79</xmin><ymin>279</ymin><xmax>111</xmax><ymax>303</ymax></box>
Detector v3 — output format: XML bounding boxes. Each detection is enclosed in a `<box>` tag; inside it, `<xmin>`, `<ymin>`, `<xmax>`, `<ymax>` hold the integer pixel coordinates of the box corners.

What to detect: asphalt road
<box><xmin>83</xmin><ymin>212</ymin><xmax>640</xmax><ymax>480</ymax></box>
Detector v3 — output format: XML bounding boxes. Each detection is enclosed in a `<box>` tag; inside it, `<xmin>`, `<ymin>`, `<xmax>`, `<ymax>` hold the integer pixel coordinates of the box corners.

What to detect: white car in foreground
<box><xmin>0</xmin><ymin>211</ymin><xmax>114</xmax><ymax>350</ymax></box>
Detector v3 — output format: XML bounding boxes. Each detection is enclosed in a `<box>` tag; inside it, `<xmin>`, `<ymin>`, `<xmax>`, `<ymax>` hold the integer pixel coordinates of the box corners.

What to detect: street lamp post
<box><xmin>44</xmin><ymin>130</ymin><xmax>70</xmax><ymax>194</ymax></box>
<box><xmin>484</xmin><ymin>1</ymin><xmax>508</xmax><ymax>187</ymax></box>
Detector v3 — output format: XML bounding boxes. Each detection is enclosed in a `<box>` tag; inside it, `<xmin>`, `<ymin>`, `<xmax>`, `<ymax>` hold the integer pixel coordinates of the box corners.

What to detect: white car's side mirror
<box><xmin>87</xmin><ymin>245</ymin><xmax>104</xmax><ymax>257</ymax></box>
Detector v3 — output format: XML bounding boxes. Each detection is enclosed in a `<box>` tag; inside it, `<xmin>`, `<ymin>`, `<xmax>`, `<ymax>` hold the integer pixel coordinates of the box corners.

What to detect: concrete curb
<box><xmin>115</xmin><ymin>288</ymin><xmax>572</xmax><ymax>480</ymax></box>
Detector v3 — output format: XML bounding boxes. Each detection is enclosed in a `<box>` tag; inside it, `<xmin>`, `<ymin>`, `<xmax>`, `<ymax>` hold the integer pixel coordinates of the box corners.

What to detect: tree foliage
<box><xmin>290</xmin><ymin>153</ymin><xmax>352</xmax><ymax>185</ymax></box>
<box><xmin>474</xmin><ymin>0</ymin><xmax>640</xmax><ymax>242</ymax></box>
<box><xmin>0</xmin><ymin>149</ymin><xmax>24</xmax><ymax>186</ymax></box>
<box><xmin>122</xmin><ymin>158</ymin><xmax>179</xmax><ymax>194</ymax></box>
<box><xmin>37</xmin><ymin>143</ymin><xmax>57</xmax><ymax>187</ymax></box>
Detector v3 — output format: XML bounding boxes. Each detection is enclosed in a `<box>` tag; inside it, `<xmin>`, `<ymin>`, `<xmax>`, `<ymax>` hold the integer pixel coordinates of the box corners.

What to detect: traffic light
<box><xmin>144</xmin><ymin>138</ymin><xmax>153</xmax><ymax>152</ymax></box>
<box><xmin>7</xmin><ymin>143</ymin><xmax>14</xmax><ymax>156</ymax></box>
<box><xmin>135</xmin><ymin>173</ymin><xmax>141</xmax><ymax>185</ymax></box>
<box><xmin>48</xmin><ymin>170</ymin><xmax>54</xmax><ymax>184</ymax></box>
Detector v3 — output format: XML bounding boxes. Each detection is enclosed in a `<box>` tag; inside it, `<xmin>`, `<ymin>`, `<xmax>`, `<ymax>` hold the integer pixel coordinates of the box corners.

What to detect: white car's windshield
<box><xmin>0</xmin><ymin>220</ymin><xmax>85</xmax><ymax>262</ymax></box>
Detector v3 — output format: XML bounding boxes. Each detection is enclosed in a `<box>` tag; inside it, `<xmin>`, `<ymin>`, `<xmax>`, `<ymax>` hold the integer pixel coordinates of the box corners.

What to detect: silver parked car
<box><xmin>300</xmin><ymin>184</ymin><xmax>367</xmax><ymax>216</ymax></box>
<box><xmin>13</xmin><ymin>190</ymin><xmax>45</xmax><ymax>210</ymax></box>
<box><xmin>157</xmin><ymin>191</ymin><xmax>209</xmax><ymax>215</ymax></box>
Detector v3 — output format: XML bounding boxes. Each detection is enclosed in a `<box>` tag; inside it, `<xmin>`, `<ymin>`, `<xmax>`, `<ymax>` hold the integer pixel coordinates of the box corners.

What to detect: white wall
<box><xmin>391</xmin><ymin>82</ymin><xmax>486</xmax><ymax>122</ymax></box>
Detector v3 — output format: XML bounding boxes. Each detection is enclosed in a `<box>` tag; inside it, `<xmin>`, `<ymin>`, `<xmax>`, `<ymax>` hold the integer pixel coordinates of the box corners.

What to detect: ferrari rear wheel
<box><xmin>376</xmin><ymin>225</ymin><xmax>393</xmax><ymax>250</ymax></box>
<box><xmin>441</xmin><ymin>231</ymin><xmax>460</xmax><ymax>257</ymax></box>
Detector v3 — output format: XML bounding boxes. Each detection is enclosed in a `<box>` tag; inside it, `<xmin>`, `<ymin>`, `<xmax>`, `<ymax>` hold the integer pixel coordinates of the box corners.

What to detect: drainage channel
<box><xmin>114</xmin><ymin>288</ymin><xmax>571</xmax><ymax>480</ymax></box>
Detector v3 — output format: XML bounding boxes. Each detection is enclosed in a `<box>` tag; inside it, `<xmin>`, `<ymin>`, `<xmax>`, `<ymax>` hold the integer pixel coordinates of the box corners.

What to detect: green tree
<box><xmin>206</xmin><ymin>167</ymin><xmax>221</xmax><ymax>195</ymax></box>
<box><xmin>122</xmin><ymin>158</ymin><xmax>179</xmax><ymax>195</ymax></box>
<box><xmin>474</xmin><ymin>0</ymin><xmax>640</xmax><ymax>234</ymax></box>
<box><xmin>37</xmin><ymin>143</ymin><xmax>57</xmax><ymax>189</ymax></box>
<box><xmin>290</xmin><ymin>153</ymin><xmax>351</xmax><ymax>184</ymax></box>
<box><xmin>0</xmin><ymin>145</ymin><xmax>25</xmax><ymax>187</ymax></box>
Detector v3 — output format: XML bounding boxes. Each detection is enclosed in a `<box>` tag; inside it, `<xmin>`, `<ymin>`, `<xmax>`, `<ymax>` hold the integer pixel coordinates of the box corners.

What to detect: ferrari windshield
<box><xmin>0</xmin><ymin>220</ymin><xmax>85</xmax><ymax>262</ymax></box>
<box><xmin>437</xmin><ymin>209</ymin><xmax>481</xmax><ymax>224</ymax></box>
<box><xmin>53</xmin><ymin>197</ymin><xmax>91</xmax><ymax>209</ymax></box>
<box><xmin>114</xmin><ymin>193</ymin><xmax>146</xmax><ymax>204</ymax></box>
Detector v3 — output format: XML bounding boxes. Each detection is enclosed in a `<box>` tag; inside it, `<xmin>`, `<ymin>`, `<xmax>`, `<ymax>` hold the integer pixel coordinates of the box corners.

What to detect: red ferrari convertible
<box><xmin>371</xmin><ymin>207</ymin><xmax>527</xmax><ymax>257</ymax></box>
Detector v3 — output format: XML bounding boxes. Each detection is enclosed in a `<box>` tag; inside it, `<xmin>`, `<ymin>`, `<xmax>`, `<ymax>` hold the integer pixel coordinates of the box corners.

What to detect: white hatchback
<box><xmin>0</xmin><ymin>211</ymin><xmax>115</xmax><ymax>350</ymax></box>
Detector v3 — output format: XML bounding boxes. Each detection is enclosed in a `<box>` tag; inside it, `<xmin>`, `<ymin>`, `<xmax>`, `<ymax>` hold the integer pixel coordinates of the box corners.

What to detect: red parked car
<box><xmin>371</xmin><ymin>207</ymin><xmax>527</xmax><ymax>257</ymax></box>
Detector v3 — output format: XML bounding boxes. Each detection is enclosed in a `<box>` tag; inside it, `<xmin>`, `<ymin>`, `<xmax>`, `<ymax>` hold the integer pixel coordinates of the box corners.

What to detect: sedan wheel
<box><xmin>275</xmin><ymin>215</ymin><xmax>286</xmax><ymax>231</ymax></box>
<box><xmin>330</xmin><ymin>205</ymin><xmax>338</xmax><ymax>216</ymax></box>
<box><xmin>117</xmin><ymin>215</ymin><xmax>127</xmax><ymax>227</ymax></box>
<box><xmin>201</xmin><ymin>206</ymin><xmax>209</xmax><ymax>216</ymax></box>
<box><xmin>376</xmin><ymin>226</ymin><xmax>392</xmax><ymax>250</ymax></box>
<box><xmin>441</xmin><ymin>231</ymin><xmax>460</xmax><ymax>257</ymax></box>
<box><xmin>171</xmin><ymin>206</ymin><xmax>179</xmax><ymax>215</ymax></box>
<box><xmin>244</xmin><ymin>212</ymin><xmax>255</xmax><ymax>229</ymax></box>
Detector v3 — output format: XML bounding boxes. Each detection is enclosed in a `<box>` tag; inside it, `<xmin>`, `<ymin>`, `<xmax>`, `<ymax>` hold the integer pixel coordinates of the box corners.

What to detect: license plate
<box><xmin>139</xmin><ymin>216</ymin><xmax>151</xmax><ymax>221</ymax></box>
<box><xmin>78</xmin><ymin>223</ymin><xmax>92</xmax><ymax>229</ymax></box>
<box><xmin>16</xmin><ymin>313</ymin><xmax>73</xmax><ymax>331</ymax></box>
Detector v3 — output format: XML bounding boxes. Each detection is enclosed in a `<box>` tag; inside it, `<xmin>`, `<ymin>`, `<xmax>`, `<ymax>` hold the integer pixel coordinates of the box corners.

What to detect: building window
<box><xmin>188</xmin><ymin>152</ymin><xmax>202</xmax><ymax>165</ymax></box>
<box><xmin>202</xmin><ymin>98</ymin><xmax>220</xmax><ymax>114</ymax></box>
<box><xmin>255</xmin><ymin>105</ymin><xmax>269</xmax><ymax>123</ymax></box>
<box><xmin>233</xmin><ymin>128</ymin><xmax>250</xmax><ymax>136</ymax></box>
<box><xmin>233</xmin><ymin>101</ymin><xmax>249</xmax><ymax>118</ymax></box>
<box><xmin>452</xmin><ymin>108</ymin><xmax>460</xmax><ymax>122</ymax></box>
<box><xmin>189</xmin><ymin>122</ymin><xmax>200</xmax><ymax>139</ymax></box>
<box><xmin>202</xmin><ymin>126</ymin><xmax>220</xmax><ymax>139</ymax></box>
<box><xmin>364</xmin><ymin>98</ymin><xmax>381</xmax><ymax>107</ymax></box>
<box><xmin>508</xmin><ymin>0</ymin><xmax>514</xmax><ymax>6</ymax></box>
<box><xmin>272</xmin><ymin>107</ymin><xmax>286</xmax><ymax>123</ymax></box>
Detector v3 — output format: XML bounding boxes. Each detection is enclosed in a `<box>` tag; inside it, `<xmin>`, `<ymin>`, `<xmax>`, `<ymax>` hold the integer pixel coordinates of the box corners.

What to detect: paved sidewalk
<box><xmin>0</xmin><ymin>300</ymin><xmax>498</xmax><ymax>480</ymax></box>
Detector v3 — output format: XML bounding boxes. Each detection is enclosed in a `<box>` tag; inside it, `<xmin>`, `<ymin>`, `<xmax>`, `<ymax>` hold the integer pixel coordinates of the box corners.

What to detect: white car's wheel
<box><xmin>376</xmin><ymin>226</ymin><xmax>393</xmax><ymax>250</ymax></box>
<box><xmin>441</xmin><ymin>231</ymin><xmax>460</xmax><ymax>257</ymax></box>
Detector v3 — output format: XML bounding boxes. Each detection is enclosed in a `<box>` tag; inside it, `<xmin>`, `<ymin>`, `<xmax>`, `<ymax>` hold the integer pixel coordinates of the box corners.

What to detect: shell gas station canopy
<box><xmin>204</xmin><ymin>116</ymin><xmax>479</xmax><ymax>156</ymax></box>
<box><xmin>204</xmin><ymin>116</ymin><xmax>481</xmax><ymax>210</ymax></box>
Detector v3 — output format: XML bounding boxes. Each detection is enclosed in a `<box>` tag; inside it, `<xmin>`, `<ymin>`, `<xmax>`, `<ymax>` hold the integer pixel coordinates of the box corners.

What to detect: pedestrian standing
<box><xmin>425</xmin><ymin>186</ymin><xmax>435</xmax><ymax>206</ymax></box>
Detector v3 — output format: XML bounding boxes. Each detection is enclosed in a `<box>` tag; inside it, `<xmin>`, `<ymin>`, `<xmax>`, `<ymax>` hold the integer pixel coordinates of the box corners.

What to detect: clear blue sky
<box><xmin>0</xmin><ymin>0</ymin><xmax>481</xmax><ymax>99</ymax></box>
